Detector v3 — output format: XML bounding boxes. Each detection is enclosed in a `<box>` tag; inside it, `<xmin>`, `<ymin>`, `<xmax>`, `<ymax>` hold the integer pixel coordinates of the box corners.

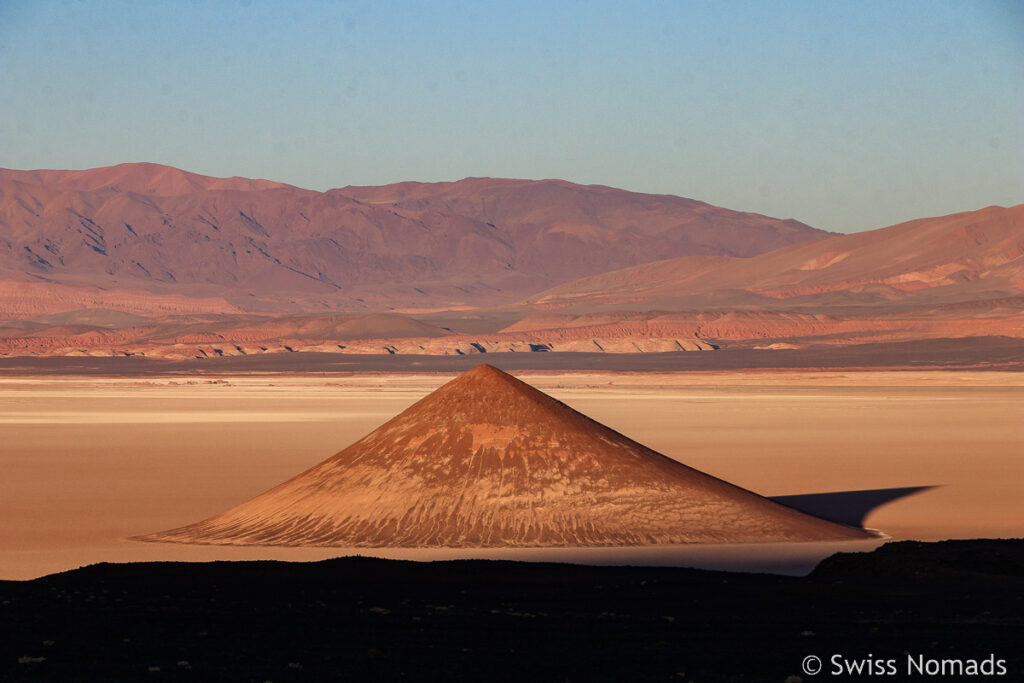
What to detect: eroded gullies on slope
<box><xmin>140</xmin><ymin>364</ymin><xmax>874</xmax><ymax>547</ymax></box>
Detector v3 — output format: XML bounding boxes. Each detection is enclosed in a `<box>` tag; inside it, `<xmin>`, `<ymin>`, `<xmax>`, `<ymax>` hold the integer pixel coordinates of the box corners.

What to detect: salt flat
<box><xmin>1</xmin><ymin>371</ymin><xmax>1021</xmax><ymax>579</ymax></box>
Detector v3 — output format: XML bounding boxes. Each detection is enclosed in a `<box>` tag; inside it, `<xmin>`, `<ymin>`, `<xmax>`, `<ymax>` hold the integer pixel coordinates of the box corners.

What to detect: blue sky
<box><xmin>1</xmin><ymin>0</ymin><xmax>1021</xmax><ymax>233</ymax></box>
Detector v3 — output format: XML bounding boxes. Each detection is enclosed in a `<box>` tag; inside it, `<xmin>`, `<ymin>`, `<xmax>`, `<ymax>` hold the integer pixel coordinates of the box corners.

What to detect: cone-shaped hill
<box><xmin>141</xmin><ymin>365</ymin><xmax>872</xmax><ymax>547</ymax></box>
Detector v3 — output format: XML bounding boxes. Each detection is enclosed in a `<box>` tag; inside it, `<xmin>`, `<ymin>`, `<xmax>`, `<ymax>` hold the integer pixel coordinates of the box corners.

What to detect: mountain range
<box><xmin>529</xmin><ymin>203</ymin><xmax>1024</xmax><ymax>310</ymax></box>
<box><xmin>0</xmin><ymin>162</ymin><xmax>825</xmax><ymax>316</ymax></box>
<box><xmin>0</xmin><ymin>163</ymin><xmax>1021</xmax><ymax>358</ymax></box>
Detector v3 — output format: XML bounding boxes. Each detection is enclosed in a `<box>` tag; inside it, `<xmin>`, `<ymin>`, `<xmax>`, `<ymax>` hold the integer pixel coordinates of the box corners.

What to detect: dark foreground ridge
<box><xmin>2</xmin><ymin>539</ymin><xmax>1022</xmax><ymax>682</ymax></box>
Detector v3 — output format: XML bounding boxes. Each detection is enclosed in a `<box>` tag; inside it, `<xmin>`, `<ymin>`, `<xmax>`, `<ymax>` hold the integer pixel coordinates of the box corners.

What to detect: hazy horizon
<box><xmin>1</xmin><ymin>0</ymin><xmax>1022</xmax><ymax>233</ymax></box>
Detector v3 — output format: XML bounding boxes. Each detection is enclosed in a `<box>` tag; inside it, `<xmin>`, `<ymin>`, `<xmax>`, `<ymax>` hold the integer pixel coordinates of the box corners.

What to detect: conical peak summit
<box><xmin>461</xmin><ymin>363</ymin><xmax>505</xmax><ymax>378</ymax></box>
<box><xmin>445</xmin><ymin>363</ymin><xmax>524</xmax><ymax>392</ymax></box>
<box><xmin>405</xmin><ymin>364</ymin><xmax>578</xmax><ymax>429</ymax></box>
<box><xmin>142</xmin><ymin>370</ymin><xmax>872</xmax><ymax>547</ymax></box>
<box><xmin>449</xmin><ymin>364</ymin><xmax>550</xmax><ymax>396</ymax></box>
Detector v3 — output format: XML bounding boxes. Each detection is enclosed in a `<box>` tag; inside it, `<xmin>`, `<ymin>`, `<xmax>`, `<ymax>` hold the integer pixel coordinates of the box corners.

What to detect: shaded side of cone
<box><xmin>141</xmin><ymin>365</ymin><xmax>873</xmax><ymax>547</ymax></box>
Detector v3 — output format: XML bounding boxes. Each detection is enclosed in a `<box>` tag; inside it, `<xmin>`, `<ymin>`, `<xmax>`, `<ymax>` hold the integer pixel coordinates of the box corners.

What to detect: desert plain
<box><xmin>5</xmin><ymin>5</ymin><xmax>1024</xmax><ymax>676</ymax></box>
<box><xmin>1</xmin><ymin>158</ymin><xmax>1023</xmax><ymax>682</ymax></box>
<box><xmin>2</xmin><ymin>367</ymin><xmax>1021</xmax><ymax>580</ymax></box>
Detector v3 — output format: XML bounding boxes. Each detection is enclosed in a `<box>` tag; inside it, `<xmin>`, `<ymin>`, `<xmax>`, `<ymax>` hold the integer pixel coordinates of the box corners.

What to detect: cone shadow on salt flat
<box><xmin>770</xmin><ymin>487</ymin><xmax>939</xmax><ymax>529</ymax></box>
<box><xmin>138</xmin><ymin>365</ymin><xmax>875</xmax><ymax>547</ymax></box>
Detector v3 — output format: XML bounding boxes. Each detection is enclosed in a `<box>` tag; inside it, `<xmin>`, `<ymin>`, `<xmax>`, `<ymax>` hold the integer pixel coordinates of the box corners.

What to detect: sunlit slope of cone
<box><xmin>142</xmin><ymin>365</ymin><xmax>871</xmax><ymax>547</ymax></box>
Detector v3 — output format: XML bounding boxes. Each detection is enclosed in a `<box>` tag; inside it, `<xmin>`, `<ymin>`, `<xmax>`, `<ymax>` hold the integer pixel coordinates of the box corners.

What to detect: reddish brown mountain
<box><xmin>528</xmin><ymin>204</ymin><xmax>1024</xmax><ymax>310</ymax></box>
<box><xmin>142</xmin><ymin>365</ymin><xmax>870</xmax><ymax>547</ymax></box>
<box><xmin>0</xmin><ymin>162</ymin><xmax>294</xmax><ymax>196</ymax></box>
<box><xmin>513</xmin><ymin>204</ymin><xmax>1024</xmax><ymax>346</ymax></box>
<box><xmin>512</xmin><ymin>204</ymin><xmax>1024</xmax><ymax>348</ymax></box>
<box><xmin>0</xmin><ymin>163</ymin><xmax>830</xmax><ymax>318</ymax></box>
